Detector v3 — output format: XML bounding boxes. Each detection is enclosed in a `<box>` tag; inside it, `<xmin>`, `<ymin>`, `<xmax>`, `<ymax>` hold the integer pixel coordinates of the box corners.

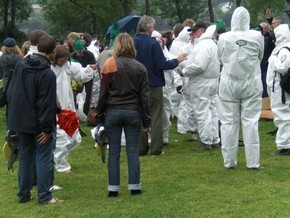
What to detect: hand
<box><xmin>95</xmin><ymin>113</ymin><xmax>105</xmax><ymax>124</ymax></box>
<box><xmin>177</xmin><ymin>53</ymin><xmax>188</xmax><ymax>63</ymax></box>
<box><xmin>265</xmin><ymin>8</ymin><xmax>272</xmax><ymax>19</ymax></box>
<box><xmin>38</xmin><ymin>132</ymin><xmax>53</xmax><ymax>144</ymax></box>
<box><xmin>176</xmin><ymin>68</ymin><xmax>184</xmax><ymax>77</ymax></box>
<box><xmin>143</xmin><ymin>127</ymin><xmax>151</xmax><ymax>133</ymax></box>
<box><xmin>90</xmin><ymin>64</ymin><xmax>97</xmax><ymax>70</ymax></box>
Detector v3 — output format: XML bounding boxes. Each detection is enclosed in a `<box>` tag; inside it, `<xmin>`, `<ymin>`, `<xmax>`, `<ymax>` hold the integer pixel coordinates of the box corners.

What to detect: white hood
<box><xmin>175</xmin><ymin>26</ymin><xmax>190</xmax><ymax>44</ymax></box>
<box><xmin>231</xmin><ymin>6</ymin><xmax>250</xmax><ymax>32</ymax></box>
<box><xmin>152</xmin><ymin>30</ymin><xmax>162</xmax><ymax>38</ymax></box>
<box><xmin>199</xmin><ymin>25</ymin><xmax>217</xmax><ymax>40</ymax></box>
<box><xmin>273</xmin><ymin>24</ymin><xmax>290</xmax><ymax>53</ymax></box>
<box><xmin>169</xmin><ymin>26</ymin><xmax>190</xmax><ymax>56</ymax></box>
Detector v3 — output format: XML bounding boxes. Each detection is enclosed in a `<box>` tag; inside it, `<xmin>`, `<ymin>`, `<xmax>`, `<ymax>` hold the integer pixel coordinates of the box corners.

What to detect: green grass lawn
<box><xmin>0</xmin><ymin>104</ymin><xmax>290</xmax><ymax>217</ymax></box>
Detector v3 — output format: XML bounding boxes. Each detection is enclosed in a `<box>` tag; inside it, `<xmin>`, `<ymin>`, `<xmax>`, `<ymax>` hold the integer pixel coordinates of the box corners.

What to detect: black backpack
<box><xmin>277</xmin><ymin>47</ymin><xmax>290</xmax><ymax>104</ymax></box>
<box><xmin>0</xmin><ymin>66</ymin><xmax>14</xmax><ymax>107</ymax></box>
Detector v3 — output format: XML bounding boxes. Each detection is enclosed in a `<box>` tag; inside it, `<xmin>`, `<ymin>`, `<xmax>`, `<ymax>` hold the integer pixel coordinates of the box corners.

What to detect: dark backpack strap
<box><xmin>282</xmin><ymin>89</ymin><xmax>286</xmax><ymax>104</ymax></box>
<box><xmin>282</xmin><ymin>47</ymin><xmax>290</xmax><ymax>52</ymax></box>
<box><xmin>4</xmin><ymin>67</ymin><xmax>14</xmax><ymax>90</ymax></box>
<box><xmin>277</xmin><ymin>47</ymin><xmax>290</xmax><ymax>104</ymax></box>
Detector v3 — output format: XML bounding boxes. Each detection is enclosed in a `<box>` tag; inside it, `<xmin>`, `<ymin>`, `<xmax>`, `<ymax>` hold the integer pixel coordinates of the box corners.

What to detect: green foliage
<box><xmin>151</xmin><ymin>0</ymin><xmax>208</xmax><ymax>24</ymax></box>
<box><xmin>36</xmin><ymin>0</ymin><xmax>139</xmax><ymax>41</ymax></box>
<box><xmin>0</xmin><ymin>23</ymin><xmax>28</xmax><ymax>47</ymax></box>
<box><xmin>225</xmin><ymin>0</ymin><xmax>287</xmax><ymax>24</ymax></box>
<box><xmin>244</xmin><ymin>0</ymin><xmax>286</xmax><ymax>24</ymax></box>
<box><xmin>0</xmin><ymin>0</ymin><xmax>32</xmax><ymax>22</ymax></box>
<box><xmin>15</xmin><ymin>0</ymin><xmax>33</xmax><ymax>22</ymax></box>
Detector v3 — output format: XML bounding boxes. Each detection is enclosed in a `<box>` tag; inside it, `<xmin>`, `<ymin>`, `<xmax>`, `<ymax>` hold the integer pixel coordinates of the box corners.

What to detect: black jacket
<box><xmin>7</xmin><ymin>54</ymin><xmax>56</xmax><ymax>134</ymax></box>
<box><xmin>0</xmin><ymin>52</ymin><xmax>21</xmax><ymax>88</ymax></box>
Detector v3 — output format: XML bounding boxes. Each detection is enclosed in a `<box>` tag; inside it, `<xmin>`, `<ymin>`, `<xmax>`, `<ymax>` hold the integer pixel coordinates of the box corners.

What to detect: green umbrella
<box><xmin>109</xmin><ymin>22</ymin><xmax>120</xmax><ymax>47</ymax></box>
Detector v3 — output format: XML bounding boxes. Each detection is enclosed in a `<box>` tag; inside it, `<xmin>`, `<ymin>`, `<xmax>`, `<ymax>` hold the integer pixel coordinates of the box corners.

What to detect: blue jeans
<box><xmin>17</xmin><ymin>132</ymin><xmax>54</xmax><ymax>204</ymax></box>
<box><xmin>105</xmin><ymin>109</ymin><xmax>142</xmax><ymax>192</ymax></box>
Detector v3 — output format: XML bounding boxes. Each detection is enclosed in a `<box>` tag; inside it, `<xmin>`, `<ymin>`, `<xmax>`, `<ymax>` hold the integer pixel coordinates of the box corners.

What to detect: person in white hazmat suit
<box><xmin>170</xmin><ymin>26</ymin><xmax>197</xmax><ymax>135</ymax></box>
<box><xmin>180</xmin><ymin>22</ymin><xmax>220</xmax><ymax>150</ymax></box>
<box><xmin>52</xmin><ymin>45</ymin><xmax>94</xmax><ymax>173</ymax></box>
<box><xmin>154</xmin><ymin>36</ymin><xmax>176</xmax><ymax>145</ymax></box>
<box><xmin>169</xmin><ymin>26</ymin><xmax>188</xmax><ymax>121</ymax></box>
<box><xmin>88</xmin><ymin>36</ymin><xmax>101</xmax><ymax>110</ymax></box>
<box><xmin>217</xmin><ymin>7</ymin><xmax>264</xmax><ymax>169</ymax></box>
<box><xmin>266</xmin><ymin>24</ymin><xmax>290</xmax><ymax>155</ymax></box>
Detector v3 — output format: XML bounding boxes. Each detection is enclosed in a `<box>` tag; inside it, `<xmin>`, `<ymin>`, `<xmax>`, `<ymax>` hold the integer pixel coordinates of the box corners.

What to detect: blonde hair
<box><xmin>21</xmin><ymin>41</ymin><xmax>31</xmax><ymax>55</ymax></box>
<box><xmin>113</xmin><ymin>33</ymin><xmax>136</xmax><ymax>58</ymax></box>
<box><xmin>1</xmin><ymin>46</ymin><xmax>19</xmax><ymax>55</ymax></box>
<box><xmin>182</xmin><ymin>18</ymin><xmax>196</xmax><ymax>27</ymax></box>
<box><xmin>67</xmin><ymin>32</ymin><xmax>81</xmax><ymax>44</ymax></box>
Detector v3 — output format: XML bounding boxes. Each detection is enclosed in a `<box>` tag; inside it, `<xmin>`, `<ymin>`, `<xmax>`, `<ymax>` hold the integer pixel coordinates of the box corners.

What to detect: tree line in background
<box><xmin>0</xmin><ymin>0</ymin><xmax>287</xmax><ymax>46</ymax></box>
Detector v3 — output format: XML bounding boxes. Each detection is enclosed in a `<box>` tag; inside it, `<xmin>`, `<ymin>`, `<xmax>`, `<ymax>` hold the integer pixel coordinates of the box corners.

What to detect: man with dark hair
<box><xmin>26</xmin><ymin>29</ymin><xmax>47</xmax><ymax>57</ymax></box>
<box><xmin>7</xmin><ymin>35</ymin><xmax>63</xmax><ymax>204</ymax></box>
<box><xmin>260</xmin><ymin>22</ymin><xmax>275</xmax><ymax>98</ymax></box>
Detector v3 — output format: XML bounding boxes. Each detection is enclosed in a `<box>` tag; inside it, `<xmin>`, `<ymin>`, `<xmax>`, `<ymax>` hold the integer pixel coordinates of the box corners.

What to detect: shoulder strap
<box><xmin>278</xmin><ymin>47</ymin><xmax>290</xmax><ymax>104</ymax></box>
<box><xmin>5</xmin><ymin>67</ymin><xmax>14</xmax><ymax>90</ymax></box>
<box><xmin>277</xmin><ymin>47</ymin><xmax>290</xmax><ymax>54</ymax></box>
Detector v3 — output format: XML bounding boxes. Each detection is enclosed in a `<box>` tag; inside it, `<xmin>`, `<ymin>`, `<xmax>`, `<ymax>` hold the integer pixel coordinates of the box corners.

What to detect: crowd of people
<box><xmin>0</xmin><ymin>6</ymin><xmax>289</xmax><ymax>203</ymax></box>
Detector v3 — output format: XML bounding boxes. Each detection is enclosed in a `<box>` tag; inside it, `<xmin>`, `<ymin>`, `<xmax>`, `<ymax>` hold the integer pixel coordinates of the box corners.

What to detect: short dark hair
<box><xmin>81</xmin><ymin>33</ymin><xmax>92</xmax><ymax>47</ymax></box>
<box><xmin>29</xmin><ymin>29</ymin><xmax>47</xmax><ymax>46</ymax></box>
<box><xmin>37</xmin><ymin>35</ymin><xmax>56</xmax><ymax>54</ymax></box>
<box><xmin>173</xmin><ymin>23</ymin><xmax>184</xmax><ymax>38</ymax></box>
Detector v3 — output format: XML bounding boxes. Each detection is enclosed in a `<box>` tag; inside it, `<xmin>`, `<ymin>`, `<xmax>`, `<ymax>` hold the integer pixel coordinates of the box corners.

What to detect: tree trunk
<box><xmin>174</xmin><ymin>0</ymin><xmax>183</xmax><ymax>23</ymax></box>
<box><xmin>3</xmin><ymin>0</ymin><xmax>9</xmax><ymax>37</ymax></box>
<box><xmin>122</xmin><ymin>0</ymin><xmax>129</xmax><ymax>16</ymax></box>
<box><xmin>208</xmin><ymin>0</ymin><xmax>214</xmax><ymax>23</ymax></box>
<box><xmin>11</xmin><ymin>0</ymin><xmax>16</xmax><ymax>26</ymax></box>
<box><xmin>145</xmin><ymin>0</ymin><xmax>150</xmax><ymax>15</ymax></box>
<box><xmin>236</xmin><ymin>0</ymin><xmax>242</xmax><ymax>7</ymax></box>
<box><xmin>91</xmin><ymin>13</ymin><xmax>97</xmax><ymax>34</ymax></box>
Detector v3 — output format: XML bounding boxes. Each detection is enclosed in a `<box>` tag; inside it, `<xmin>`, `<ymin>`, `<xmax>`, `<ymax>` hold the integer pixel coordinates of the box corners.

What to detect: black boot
<box><xmin>108</xmin><ymin>191</ymin><xmax>118</xmax><ymax>197</ymax></box>
<box><xmin>131</xmin><ymin>190</ymin><xmax>142</xmax><ymax>195</ymax></box>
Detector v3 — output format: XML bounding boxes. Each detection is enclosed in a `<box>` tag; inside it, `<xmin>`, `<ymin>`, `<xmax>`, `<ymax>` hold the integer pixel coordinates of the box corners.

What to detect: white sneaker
<box><xmin>47</xmin><ymin>197</ymin><xmax>64</xmax><ymax>204</ymax></box>
<box><xmin>49</xmin><ymin>185</ymin><xmax>63</xmax><ymax>191</ymax></box>
<box><xmin>191</xmin><ymin>132</ymin><xmax>200</xmax><ymax>141</ymax></box>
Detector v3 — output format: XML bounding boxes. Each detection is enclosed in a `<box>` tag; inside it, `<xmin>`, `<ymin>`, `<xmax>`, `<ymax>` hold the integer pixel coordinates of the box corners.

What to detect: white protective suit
<box><xmin>182</xmin><ymin>25</ymin><xmax>220</xmax><ymax>145</ymax></box>
<box><xmin>169</xmin><ymin>27</ymin><xmax>190</xmax><ymax>120</ymax></box>
<box><xmin>52</xmin><ymin>61</ymin><xmax>94</xmax><ymax>172</ymax></box>
<box><xmin>217</xmin><ymin>6</ymin><xmax>264</xmax><ymax>168</ymax></box>
<box><xmin>162</xmin><ymin>46</ymin><xmax>176</xmax><ymax>143</ymax></box>
<box><xmin>266</xmin><ymin>24</ymin><xmax>290</xmax><ymax>150</ymax></box>
<box><xmin>170</xmin><ymin>26</ymin><xmax>197</xmax><ymax>134</ymax></box>
<box><xmin>87</xmin><ymin>39</ymin><xmax>100</xmax><ymax>62</ymax></box>
<box><xmin>179</xmin><ymin>40</ymin><xmax>198</xmax><ymax>135</ymax></box>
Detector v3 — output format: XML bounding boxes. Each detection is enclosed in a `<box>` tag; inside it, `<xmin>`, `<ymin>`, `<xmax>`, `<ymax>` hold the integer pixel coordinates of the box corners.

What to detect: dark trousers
<box><xmin>83</xmin><ymin>79</ymin><xmax>93</xmax><ymax>116</ymax></box>
<box><xmin>17</xmin><ymin>132</ymin><xmax>55</xmax><ymax>204</ymax></box>
<box><xmin>139</xmin><ymin>87</ymin><xmax>163</xmax><ymax>155</ymax></box>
